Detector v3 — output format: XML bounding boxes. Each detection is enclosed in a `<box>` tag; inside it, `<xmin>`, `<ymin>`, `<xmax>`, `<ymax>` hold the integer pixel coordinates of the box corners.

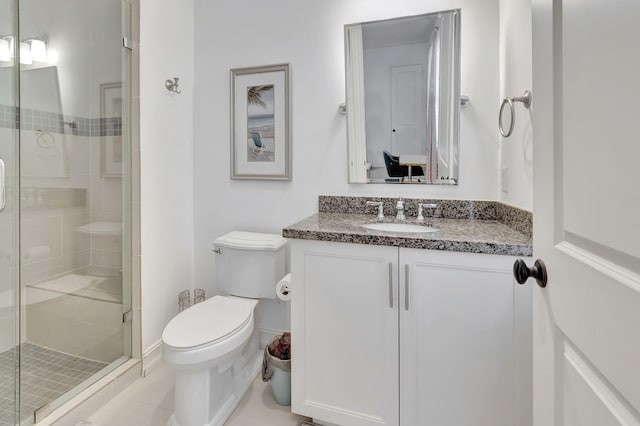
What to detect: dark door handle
<box><xmin>513</xmin><ymin>259</ymin><xmax>548</xmax><ymax>288</ymax></box>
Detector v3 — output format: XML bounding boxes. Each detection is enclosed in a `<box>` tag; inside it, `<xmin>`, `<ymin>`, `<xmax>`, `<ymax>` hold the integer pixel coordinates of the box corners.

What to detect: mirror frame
<box><xmin>345</xmin><ymin>10</ymin><xmax>461</xmax><ymax>185</ymax></box>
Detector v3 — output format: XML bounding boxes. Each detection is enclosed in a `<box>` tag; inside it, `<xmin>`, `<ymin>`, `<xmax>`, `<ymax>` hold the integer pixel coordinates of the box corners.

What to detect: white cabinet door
<box><xmin>399</xmin><ymin>249</ymin><xmax>532</xmax><ymax>426</ymax></box>
<box><xmin>291</xmin><ymin>240</ymin><xmax>399</xmax><ymax>426</ymax></box>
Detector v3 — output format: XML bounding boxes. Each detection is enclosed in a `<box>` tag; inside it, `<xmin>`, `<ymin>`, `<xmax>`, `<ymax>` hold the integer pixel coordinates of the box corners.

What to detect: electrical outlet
<box><xmin>501</xmin><ymin>167</ymin><xmax>508</xmax><ymax>193</ymax></box>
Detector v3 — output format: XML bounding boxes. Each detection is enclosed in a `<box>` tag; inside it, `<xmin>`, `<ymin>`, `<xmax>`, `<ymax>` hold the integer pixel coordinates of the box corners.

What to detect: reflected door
<box><xmin>391</xmin><ymin>64</ymin><xmax>424</xmax><ymax>156</ymax></box>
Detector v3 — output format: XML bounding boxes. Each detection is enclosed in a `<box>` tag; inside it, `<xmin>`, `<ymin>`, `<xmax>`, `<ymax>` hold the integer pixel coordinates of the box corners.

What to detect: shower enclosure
<box><xmin>0</xmin><ymin>0</ymin><xmax>135</xmax><ymax>423</ymax></box>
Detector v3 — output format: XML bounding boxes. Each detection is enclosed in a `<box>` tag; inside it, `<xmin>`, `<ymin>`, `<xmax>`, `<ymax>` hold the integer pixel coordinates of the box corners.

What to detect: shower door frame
<box><xmin>8</xmin><ymin>0</ymin><xmax>22</xmax><ymax>423</ymax></box>
<box><xmin>6</xmin><ymin>0</ymin><xmax>139</xmax><ymax>423</ymax></box>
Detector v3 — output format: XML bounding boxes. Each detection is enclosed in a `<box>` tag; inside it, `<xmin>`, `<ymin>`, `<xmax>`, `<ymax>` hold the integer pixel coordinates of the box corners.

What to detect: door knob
<box><xmin>513</xmin><ymin>258</ymin><xmax>548</xmax><ymax>288</ymax></box>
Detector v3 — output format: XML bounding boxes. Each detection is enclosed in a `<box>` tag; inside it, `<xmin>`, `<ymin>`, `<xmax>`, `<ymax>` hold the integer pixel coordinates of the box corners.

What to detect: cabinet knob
<box><xmin>513</xmin><ymin>259</ymin><xmax>548</xmax><ymax>288</ymax></box>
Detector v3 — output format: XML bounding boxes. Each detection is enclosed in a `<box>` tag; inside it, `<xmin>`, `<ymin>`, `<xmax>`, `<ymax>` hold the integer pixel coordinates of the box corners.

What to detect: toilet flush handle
<box><xmin>212</xmin><ymin>248</ymin><xmax>223</xmax><ymax>254</ymax></box>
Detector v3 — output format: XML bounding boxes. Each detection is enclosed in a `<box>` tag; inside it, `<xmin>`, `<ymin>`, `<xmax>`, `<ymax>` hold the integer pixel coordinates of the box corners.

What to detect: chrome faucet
<box><xmin>395</xmin><ymin>198</ymin><xmax>406</xmax><ymax>221</ymax></box>
<box><xmin>366</xmin><ymin>200</ymin><xmax>385</xmax><ymax>221</ymax></box>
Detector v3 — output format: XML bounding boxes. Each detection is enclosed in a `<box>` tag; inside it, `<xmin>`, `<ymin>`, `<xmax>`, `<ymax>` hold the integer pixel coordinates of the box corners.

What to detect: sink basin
<box><xmin>361</xmin><ymin>223</ymin><xmax>438</xmax><ymax>233</ymax></box>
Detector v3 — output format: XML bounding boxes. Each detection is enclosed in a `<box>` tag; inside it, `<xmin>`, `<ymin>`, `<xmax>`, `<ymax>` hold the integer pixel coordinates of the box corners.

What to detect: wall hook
<box><xmin>165</xmin><ymin>77</ymin><xmax>182</xmax><ymax>94</ymax></box>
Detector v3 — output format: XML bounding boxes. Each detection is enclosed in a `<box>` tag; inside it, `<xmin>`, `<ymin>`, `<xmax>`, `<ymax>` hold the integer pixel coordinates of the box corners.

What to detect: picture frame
<box><xmin>230</xmin><ymin>63</ymin><xmax>291</xmax><ymax>180</ymax></box>
<box><xmin>100</xmin><ymin>82</ymin><xmax>123</xmax><ymax>177</ymax></box>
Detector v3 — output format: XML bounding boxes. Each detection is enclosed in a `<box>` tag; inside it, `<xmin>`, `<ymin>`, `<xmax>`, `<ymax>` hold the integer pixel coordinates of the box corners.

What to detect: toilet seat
<box><xmin>162</xmin><ymin>296</ymin><xmax>256</xmax><ymax>366</ymax></box>
<box><xmin>163</xmin><ymin>296</ymin><xmax>252</xmax><ymax>350</ymax></box>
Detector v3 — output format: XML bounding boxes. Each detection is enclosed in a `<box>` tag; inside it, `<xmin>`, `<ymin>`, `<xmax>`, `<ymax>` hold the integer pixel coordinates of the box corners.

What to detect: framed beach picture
<box><xmin>230</xmin><ymin>64</ymin><xmax>291</xmax><ymax>180</ymax></box>
<box><xmin>100</xmin><ymin>82</ymin><xmax>123</xmax><ymax>177</ymax></box>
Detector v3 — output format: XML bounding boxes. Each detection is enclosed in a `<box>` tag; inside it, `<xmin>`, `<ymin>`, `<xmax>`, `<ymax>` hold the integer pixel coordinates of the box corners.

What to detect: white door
<box><xmin>532</xmin><ymin>1</ymin><xmax>640</xmax><ymax>425</ymax></box>
<box><xmin>391</xmin><ymin>65</ymin><xmax>424</xmax><ymax>156</ymax></box>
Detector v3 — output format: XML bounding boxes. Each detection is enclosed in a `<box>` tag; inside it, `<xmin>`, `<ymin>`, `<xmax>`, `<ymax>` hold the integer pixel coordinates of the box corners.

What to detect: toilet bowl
<box><xmin>161</xmin><ymin>231</ymin><xmax>287</xmax><ymax>426</ymax></box>
<box><xmin>163</xmin><ymin>296</ymin><xmax>258</xmax><ymax>367</ymax></box>
<box><xmin>163</xmin><ymin>296</ymin><xmax>260</xmax><ymax>426</ymax></box>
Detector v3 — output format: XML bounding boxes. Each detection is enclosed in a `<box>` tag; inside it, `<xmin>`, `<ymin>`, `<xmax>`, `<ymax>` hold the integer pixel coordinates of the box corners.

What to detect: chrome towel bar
<box><xmin>499</xmin><ymin>89</ymin><xmax>532</xmax><ymax>137</ymax></box>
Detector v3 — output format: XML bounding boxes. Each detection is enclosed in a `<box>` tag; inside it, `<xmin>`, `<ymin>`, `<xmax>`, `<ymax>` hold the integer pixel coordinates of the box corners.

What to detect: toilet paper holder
<box><xmin>276</xmin><ymin>273</ymin><xmax>292</xmax><ymax>301</ymax></box>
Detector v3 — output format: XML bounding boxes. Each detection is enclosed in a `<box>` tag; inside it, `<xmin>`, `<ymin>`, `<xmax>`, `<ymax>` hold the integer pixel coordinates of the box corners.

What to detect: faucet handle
<box><xmin>366</xmin><ymin>201</ymin><xmax>385</xmax><ymax>221</ymax></box>
<box><xmin>395</xmin><ymin>198</ymin><xmax>406</xmax><ymax>220</ymax></box>
<box><xmin>417</xmin><ymin>203</ymin><xmax>437</xmax><ymax>221</ymax></box>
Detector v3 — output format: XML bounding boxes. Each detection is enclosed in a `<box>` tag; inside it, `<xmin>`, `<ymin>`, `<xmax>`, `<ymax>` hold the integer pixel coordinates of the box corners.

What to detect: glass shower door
<box><xmin>0</xmin><ymin>0</ymin><xmax>134</xmax><ymax>422</ymax></box>
<box><xmin>0</xmin><ymin>0</ymin><xmax>20</xmax><ymax>423</ymax></box>
<box><xmin>17</xmin><ymin>0</ymin><xmax>133</xmax><ymax>422</ymax></box>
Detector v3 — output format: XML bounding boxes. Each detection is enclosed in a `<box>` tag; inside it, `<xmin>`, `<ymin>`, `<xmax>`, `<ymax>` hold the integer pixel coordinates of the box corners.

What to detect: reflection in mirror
<box><xmin>0</xmin><ymin>66</ymin><xmax>67</xmax><ymax>177</ymax></box>
<box><xmin>20</xmin><ymin>66</ymin><xmax>67</xmax><ymax>177</ymax></box>
<box><xmin>346</xmin><ymin>10</ymin><xmax>460</xmax><ymax>184</ymax></box>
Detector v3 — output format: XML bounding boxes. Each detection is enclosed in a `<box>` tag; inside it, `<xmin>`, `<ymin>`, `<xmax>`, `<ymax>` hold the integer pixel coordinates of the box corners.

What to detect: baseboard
<box><xmin>142</xmin><ymin>340</ymin><xmax>163</xmax><ymax>377</ymax></box>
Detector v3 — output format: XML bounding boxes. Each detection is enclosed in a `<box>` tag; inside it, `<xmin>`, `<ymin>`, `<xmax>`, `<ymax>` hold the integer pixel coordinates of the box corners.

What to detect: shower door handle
<box><xmin>0</xmin><ymin>158</ymin><xmax>5</xmax><ymax>213</ymax></box>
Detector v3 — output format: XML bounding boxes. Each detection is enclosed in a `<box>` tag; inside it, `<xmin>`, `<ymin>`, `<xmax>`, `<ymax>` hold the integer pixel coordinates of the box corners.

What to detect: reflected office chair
<box><xmin>382</xmin><ymin>150</ymin><xmax>425</xmax><ymax>179</ymax></box>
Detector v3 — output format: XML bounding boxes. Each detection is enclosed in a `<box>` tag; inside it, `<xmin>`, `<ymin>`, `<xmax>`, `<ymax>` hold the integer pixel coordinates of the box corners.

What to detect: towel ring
<box><xmin>499</xmin><ymin>90</ymin><xmax>532</xmax><ymax>137</ymax></box>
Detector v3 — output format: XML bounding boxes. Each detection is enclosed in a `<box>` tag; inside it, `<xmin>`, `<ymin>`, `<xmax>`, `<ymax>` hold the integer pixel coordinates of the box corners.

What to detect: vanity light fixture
<box><xmin>0</xmin><ymin>36</ymin><xmax>49</xmax><ymax>64</ymax></box>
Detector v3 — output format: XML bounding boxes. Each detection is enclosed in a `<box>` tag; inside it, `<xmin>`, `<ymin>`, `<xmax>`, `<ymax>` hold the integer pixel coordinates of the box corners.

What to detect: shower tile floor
<box><xmin>0</xmin><ymin>342</ymin><xmax>106</xmax><ymax>424</ymax></box>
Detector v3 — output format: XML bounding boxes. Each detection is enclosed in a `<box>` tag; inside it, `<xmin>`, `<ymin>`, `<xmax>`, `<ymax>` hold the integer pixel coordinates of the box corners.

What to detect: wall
<box><xmin>193</xmin><ymin>0</ymin><xmax>500</xmax><ymax>333</ymax></box>
<box><xmin>139</xmin><ymin>0</ymin><xmax>194</xmax><ymax>353</ymax></box>
<box><xmin>499</xmin><ymin>0</ymin><xmax>533</xmax><ymax>211</ymax></box>
<box><xmin>499</xmin><ymin>4</ymin><xmax>533</xmax><ymax>422</ymax></box>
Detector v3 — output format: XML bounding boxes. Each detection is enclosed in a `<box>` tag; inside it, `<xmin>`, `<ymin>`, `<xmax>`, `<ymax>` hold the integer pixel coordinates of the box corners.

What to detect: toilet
<box><xmin>162</xmin><ymin>231</ymin><xmax>287</xmax><ymax>426</ymax></box>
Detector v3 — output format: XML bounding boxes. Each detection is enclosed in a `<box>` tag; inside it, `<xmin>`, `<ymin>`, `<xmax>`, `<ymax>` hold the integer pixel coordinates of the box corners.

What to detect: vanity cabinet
<box><xmin>290</xmin><ymin>239</ymin><xmax>532</xmax><ymax>426</ymax></box>
<box><xmin>290</xmin><ymin>241</ymin><xmax>399</xmax><ymax>426</ymax></box>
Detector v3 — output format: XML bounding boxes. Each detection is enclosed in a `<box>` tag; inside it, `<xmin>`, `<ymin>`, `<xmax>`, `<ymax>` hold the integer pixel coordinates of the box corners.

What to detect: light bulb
<box><xmin>20</xmin><ymin>41</ymin><xmax>32</xmax><ymax>65</ymax></box>
<box><xmin>0</xmin><ymin>38</ymin><xmax>10</xmax><ymax>62</ymax></box>
<box><xmin>30</xmin><ymin>39</ymin><xmax>47</xmax><ymax>63</ymax></box>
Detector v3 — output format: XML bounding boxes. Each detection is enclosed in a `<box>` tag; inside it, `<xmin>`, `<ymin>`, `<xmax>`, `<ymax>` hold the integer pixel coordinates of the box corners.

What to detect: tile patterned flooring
<box><xmin>86</xmin><ymin>361</ymin><xmax>311</xmax><ymax>425</ymax></box>
<box><xmin>0</xmin><ymin>343</ymin><xmax>106</xmax><ymax>425</ymax></box>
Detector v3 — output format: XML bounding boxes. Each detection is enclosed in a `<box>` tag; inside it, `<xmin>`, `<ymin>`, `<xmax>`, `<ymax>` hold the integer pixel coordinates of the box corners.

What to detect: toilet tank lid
<box><xmin>214</xmin><ymin>231</ymin><xmax>286</xmax><ymax>251</ymax></box>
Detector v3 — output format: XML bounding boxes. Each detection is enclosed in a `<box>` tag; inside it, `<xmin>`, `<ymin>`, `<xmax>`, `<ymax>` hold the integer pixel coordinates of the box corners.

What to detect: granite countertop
<box><xmin>282</xmin><ymin>212</ymin><xmax>532</xmax><ymax>256</ymax></box>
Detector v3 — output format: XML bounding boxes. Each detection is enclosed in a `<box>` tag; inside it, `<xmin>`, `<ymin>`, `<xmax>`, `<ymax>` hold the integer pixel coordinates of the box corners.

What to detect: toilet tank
<box><xmin>213</xmin><ymin>231</ymin><xmax>287</xmax><ymax>299</ymax></box>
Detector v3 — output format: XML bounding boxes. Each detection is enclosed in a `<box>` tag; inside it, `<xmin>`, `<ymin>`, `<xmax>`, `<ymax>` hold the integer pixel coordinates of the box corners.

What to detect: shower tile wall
<box><xmin>0</xmin><ymin>106</ymin><xmax>124</xmax><ymax>364</ymax></box>
<box><xmin>26</xmin><ymin>289</ymin><xmax>123</xmax><ymax>363</ymax></box>
<box><xmin>20</xmin><ymin>193</ymin><xmax>89</xmax><ymax>286</ymax></box>
<box><xmin>0</xmin><ymin>124</ymin><xmax>18</xmax><ymax>356</ymax></box>
<box><xmin>0</xmin><ymin>108</ymin><xmax>125</xmax><ymax>288</ymax></box>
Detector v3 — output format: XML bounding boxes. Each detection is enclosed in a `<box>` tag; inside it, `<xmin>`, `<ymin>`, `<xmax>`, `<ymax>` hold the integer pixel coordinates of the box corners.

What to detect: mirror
<box><xmin>0</xmin><ymin>66</ymin><xmax>67</xmax><ymax>177</ymax></box>
<box><xmin>345</xmin><ymin>10</ymin><xmax>461</xmax><ymax>184</ymax></box>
